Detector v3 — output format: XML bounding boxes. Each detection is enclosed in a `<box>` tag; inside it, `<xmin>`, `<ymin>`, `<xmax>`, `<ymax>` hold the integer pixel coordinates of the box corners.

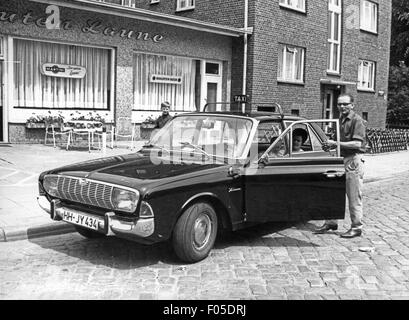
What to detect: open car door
<box><xmin>244</xmin><ymin>119</ymin><xmax>345</xmax><ymax>222</ymax></box>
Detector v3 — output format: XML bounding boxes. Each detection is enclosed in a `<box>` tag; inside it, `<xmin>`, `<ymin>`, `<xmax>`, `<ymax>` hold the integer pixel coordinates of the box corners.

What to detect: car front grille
<box><xmin>44</xmin><ymin>175</ymin><xmax>115</xmax><ymax>211</ymax></box>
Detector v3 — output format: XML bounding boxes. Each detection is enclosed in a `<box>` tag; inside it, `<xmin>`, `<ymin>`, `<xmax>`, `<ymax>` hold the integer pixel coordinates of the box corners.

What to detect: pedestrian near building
<box><xmin>315</xmin><ymin>93</ymin><xmax>367</xmax><ymax>238</ymax></box>
<box><xmin>155</xmin><ymin>102</ymin><xmax>173</xmax><ymax>129</ymax></box>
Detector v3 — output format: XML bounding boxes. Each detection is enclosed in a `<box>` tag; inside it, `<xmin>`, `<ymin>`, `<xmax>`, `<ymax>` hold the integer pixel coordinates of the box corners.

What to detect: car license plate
<box><xmin>61</xmin><ymin>209</ymin><xmax>102</xmax><ymax>231</ymax></box>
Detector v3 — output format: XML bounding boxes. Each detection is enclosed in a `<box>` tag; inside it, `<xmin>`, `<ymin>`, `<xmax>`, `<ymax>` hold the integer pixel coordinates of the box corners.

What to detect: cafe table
<box><xmin>66</xmin><ymin>120</ymin><xmax>103</xmax><ymax>152</ymax></box>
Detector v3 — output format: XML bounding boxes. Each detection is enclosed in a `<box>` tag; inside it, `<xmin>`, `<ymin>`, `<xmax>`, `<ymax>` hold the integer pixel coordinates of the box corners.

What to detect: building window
<box><xmin>94</xmin><ymin>0</ymin><xmax>136</xmax><ymax>8</ymax></box>
<box><xmin>13</xmin><ymin>39</ymin><xmax>112</xmax><ymax>109</ymax></box>
<box><xmin>360</xmin><ymin>0</ymin><xmax>378</xmax><ymax>34</ymax></box>
<box><xmin>358</xmin><ymin>59</ymin><xmax>376</xmax><ymax>91</ymax></box>
<box><xmin>328</xmin><ymin>0</ymin><xmax>342</xmax><ymax>73</ymax></box>
<box><xmin>291</xmin><ymin>109</ymin><xmax>300</xmax><ymax>116</ymax></box>
<box><xmin>278</xmin><ymin>44</ymin><xmax>305</xmax><ymax>83</ymax></box>
<box><xmin>133</xmin><ymin>52</ymin><xmax>197</xmax><ymax>112</ymax></box>
<box><xmin>150</xmin><ymin>0</ymin><xmax>160</xmax><ymax>4</ymax></box>
<box><xmin>362</xmin><ymin>112</ymin><xmax>368</xmax><ymax>121</ymax></box>
<box><xmin>176</xmin><ymin>0</ymin><xmax>195</xmax><ymax>12</ymax></box>
<box><xmin>279</xmin><ymin>0</ymin><xmax>306</xmax><ymax>13</ymax></box>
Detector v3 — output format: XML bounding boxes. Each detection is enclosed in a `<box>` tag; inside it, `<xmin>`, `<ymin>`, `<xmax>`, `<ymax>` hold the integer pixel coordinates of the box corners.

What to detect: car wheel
<box><xmin>75</xmin><ymin>226</ymin><xmax>105</xmax><ymax>239</ymax></box>
<box><xmin>172</xmin><ymin>202</ymin><xmax>218</xmax><ymax>263</ymax></box>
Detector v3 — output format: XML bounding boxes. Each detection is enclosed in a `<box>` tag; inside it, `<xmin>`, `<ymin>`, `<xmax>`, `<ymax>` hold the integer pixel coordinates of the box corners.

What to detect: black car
<box><xmin>38</xmin><ymin>105</ymin><xmax>345</xmax><ymax>263</ymax></box>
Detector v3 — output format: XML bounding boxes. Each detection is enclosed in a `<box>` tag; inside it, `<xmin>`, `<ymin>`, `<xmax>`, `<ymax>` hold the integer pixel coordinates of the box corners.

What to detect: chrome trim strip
<box><xmin>44</xmin><ymin>174</ymin><xmax>139</xmax><ymax>193</ymax></box>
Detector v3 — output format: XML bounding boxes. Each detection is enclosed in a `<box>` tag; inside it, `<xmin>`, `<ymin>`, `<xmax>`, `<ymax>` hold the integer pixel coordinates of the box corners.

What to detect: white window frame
<box><xmin>360</xmin><ymin>0</ymin><xmax>378</xmax><ymax>34</ymax></box>
<box><xmin>176</xmin><ymin>0</ymin><xmax>195</xmax><ymax>12</ymax></box>
<box><xmin>327</xmin><ymin>0</ymin><xmax>342</xmax><ymax>74</ymax></box>
<box><xmin>278</xmin><ymin>44</ymin><xmax>305</xmax><ymax>84</ymax></box>
<box><xmin>0</xmin><ymin>36</ymin><xmax>4</xmax><ymax>59</ymax></box>
<box><xmin>358</xmin><ymin>59</ymin><xmax>376</xmax><ymax>91</ymax></box>
<box><xmin>150</xmin><ymin>0</ymin><xmax>160</xmax><ymax>4</ymax></box>
<box><xmin>279</xmin><ymin>0</ymin><xmax>306</xmax><ymax>13</ymax></box>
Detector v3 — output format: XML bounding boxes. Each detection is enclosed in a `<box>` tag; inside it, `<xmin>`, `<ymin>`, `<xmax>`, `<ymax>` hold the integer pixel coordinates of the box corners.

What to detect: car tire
<box><xmin>172</xmin><ymin>202</ymin><xmax>218</xmax><ymax>263</ymax></box>
<box><xmin>75</xmin><ymin>226</ymin><xmax>105</xmax><ymax>239</ymax></box>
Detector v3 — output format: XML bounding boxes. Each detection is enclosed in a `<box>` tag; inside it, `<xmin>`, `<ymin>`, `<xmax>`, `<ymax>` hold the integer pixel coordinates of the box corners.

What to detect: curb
<box><xmin>0</xmin><ymin>222</ymin><xmax>76</xmax><ymax>242</ymax></box>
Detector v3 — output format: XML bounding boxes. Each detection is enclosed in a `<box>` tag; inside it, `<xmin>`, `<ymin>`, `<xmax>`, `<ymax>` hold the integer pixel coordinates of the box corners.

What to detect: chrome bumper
<box><xmin>37</xmin><ymin>196</ymin><xmax>154</xmax><ymax>238</ymax></box>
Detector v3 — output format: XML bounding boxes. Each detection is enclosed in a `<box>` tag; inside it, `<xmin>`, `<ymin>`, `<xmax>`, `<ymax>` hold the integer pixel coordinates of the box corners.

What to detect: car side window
<box><xmin>261</xmin><ymin>120</ymin><xmax>339</xmax><ymax>162</ymax></box>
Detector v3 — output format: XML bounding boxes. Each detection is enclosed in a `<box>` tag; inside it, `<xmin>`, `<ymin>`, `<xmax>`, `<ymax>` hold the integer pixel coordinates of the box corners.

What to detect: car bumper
<box><xmin>37</xmin><ymin>196</ymin><xmax>154</xmax><ymax>238</ymax></box>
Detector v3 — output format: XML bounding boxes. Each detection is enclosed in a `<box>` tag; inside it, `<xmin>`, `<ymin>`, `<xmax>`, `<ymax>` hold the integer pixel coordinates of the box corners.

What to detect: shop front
<box><xmin>0</xmin><ymin>0</ymin><xmax>245</xmax><ymax>143</ymax></box>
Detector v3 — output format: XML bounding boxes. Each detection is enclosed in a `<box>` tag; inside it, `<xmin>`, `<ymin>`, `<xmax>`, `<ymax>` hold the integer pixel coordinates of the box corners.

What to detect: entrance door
<box><xmin>201</xmin><ymin>61</ymin><xmax>222</xmax><ymax>111</ymax></box>
<box><xmin>323</xmin><ymin>87</ymin><xmax>341</xmax><ymax>120</ymax></box>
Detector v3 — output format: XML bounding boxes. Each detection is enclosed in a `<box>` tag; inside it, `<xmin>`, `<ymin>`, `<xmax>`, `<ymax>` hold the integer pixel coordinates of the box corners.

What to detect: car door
<box><xmin>244</xmin><ymin>119</ymin><xmax>345</xmax><ymax>222</ymax></box>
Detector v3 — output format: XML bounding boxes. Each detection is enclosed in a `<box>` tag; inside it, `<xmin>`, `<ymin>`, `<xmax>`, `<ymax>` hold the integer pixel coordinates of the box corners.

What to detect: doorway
<box><xmin>200</xmin><ymin>61</ymin><xmax>222</xmax><ymax>111</ymax></box>
<box><xmin>323</xmin><ymin>87</ymin><xmax>341</xmax><ymax>121</ymax></box>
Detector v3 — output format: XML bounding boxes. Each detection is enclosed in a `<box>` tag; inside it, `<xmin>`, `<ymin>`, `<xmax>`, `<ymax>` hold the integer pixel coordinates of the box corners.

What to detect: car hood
<box><xmin>41</xmin><ymin>149</ymin><xmax>231</xmax><ymax>190</ymax></box>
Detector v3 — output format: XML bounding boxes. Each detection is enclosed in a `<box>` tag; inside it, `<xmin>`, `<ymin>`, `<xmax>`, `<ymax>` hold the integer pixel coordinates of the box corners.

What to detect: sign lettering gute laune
<box><xmin>0</xmin><ymin>10</ymin><xmax>164</xmax><ymax>43</ymax></box>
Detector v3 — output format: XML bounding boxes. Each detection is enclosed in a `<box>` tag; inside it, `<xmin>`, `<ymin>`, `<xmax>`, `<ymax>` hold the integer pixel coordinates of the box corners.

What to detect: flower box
<box><xmin>26</xmin><ymin>122</ymin><xmax>46</xmax><ymax>129</ymax></box>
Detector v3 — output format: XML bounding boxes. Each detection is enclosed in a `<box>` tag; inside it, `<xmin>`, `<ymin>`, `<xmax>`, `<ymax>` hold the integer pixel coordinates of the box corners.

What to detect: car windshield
<box><xmin>148</xmin><ymin>115</ymin><xmax>254</xmax><ymax>159</ymax></box>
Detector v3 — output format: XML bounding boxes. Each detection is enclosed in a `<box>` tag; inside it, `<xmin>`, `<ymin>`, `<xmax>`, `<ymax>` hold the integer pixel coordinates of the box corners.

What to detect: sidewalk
<box><xmin>1</xmin><ymin>143</ymin><xmax>408</xmax><ymax>242</ymax></box>
<box><xmin>0</xmin><ymin>141</ymin><xmax>146</xmax><ymax>241</ymax></box>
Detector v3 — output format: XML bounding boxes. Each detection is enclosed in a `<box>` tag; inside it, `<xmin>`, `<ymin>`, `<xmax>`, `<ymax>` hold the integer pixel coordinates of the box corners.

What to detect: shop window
<box><xmin>358</xmin><ymin>59</ymin><xmax>376</xmax><ymax>91</ymax></box>
<box><xmin>279</xmin><ymin>0</ymin><xmax>306</xmax><ymax>13</ymax></box>
<box><xmin>133</xmin><ymin>52</ymin><xmax>197</xmax><ymax>112</ymax></box>
<box><xmin>327</xmin><ymin>0</ymin><xmax>342</xmax><ymax>74</ymax></box>
<box><xmin>176</xmin><ymin>0</ymin><xmax>195</xmax><ymax>12</ymax></box>
<box><xmin>278</xmin><ymin>44</ymin><xmax>305</xmax><ymax>83</ymax></box>
<box><xmin>360</xmin><ymin>0</ymin><xmax>378</xmax><ymax>34</ymax></box>
<box><xmin>13</xmin><ymin>39</ymin><xmax>112</xmax><ymax>109</ymax></box>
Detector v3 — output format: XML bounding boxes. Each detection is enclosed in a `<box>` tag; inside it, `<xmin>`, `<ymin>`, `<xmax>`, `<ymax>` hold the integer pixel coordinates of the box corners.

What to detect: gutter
<box><xmin>29</xmin><ymin>0</ymin><xmax>253</xmax><ymax>37</ymax></box>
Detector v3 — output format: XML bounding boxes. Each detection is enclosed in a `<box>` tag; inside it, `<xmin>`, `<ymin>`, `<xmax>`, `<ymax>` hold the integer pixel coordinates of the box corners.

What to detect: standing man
<box><xmin>155</xmin><ymin>101</ymin><xmax>173</xmax><ymax>128</ymax></box>
<box><xmin>315</xmin><ymin>93</ymin><xmax>367</xmax><ymax>238</ymax></box>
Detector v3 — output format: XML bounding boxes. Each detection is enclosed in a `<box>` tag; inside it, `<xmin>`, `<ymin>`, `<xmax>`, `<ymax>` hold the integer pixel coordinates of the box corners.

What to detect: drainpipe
<box><xmin>242</xmin><ymin>0</ymin><xmax>248</xmax><ymax>113</ymax></box>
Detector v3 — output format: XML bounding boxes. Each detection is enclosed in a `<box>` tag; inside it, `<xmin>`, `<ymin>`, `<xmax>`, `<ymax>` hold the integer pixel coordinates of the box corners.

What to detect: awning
<box><xmin>29</xmin><ymin>0</ymin><xmax>252</xmax><ymax>37</ymax></box>
<box><xmin>320</xmin><ymin>79</ymin><xmax>357</xmax><ymax>86</ymax></box>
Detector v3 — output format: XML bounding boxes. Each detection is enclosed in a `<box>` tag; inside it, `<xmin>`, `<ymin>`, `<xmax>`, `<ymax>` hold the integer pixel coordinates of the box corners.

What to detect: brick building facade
<box><xmin>0</xmin><ymin>0</ymin><xmax>391</xmax><ymax>143</ymax></box>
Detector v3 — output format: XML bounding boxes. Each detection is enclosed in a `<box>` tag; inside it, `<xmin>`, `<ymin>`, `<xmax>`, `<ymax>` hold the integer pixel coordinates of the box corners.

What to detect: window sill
<box><xmin>176</xmin><ymin>6</ymin><xmax>195</xmax><ymax>12</ymax></box>
<box><xmin>279</xmin><ymin>4</ymin><xmax>306</xmax><ymax>14</ymax></box>
<box><xmin>326</xmin><ymin>71</ymin><xmax>341</xmax><ymax>77</ymax></box>
<box><xmin>359</xmin><ymin>28</ymin><xmax>378</xmax><ymax>36</ymax></box>
<box><xmin>277</xmin><ymin>79</ymin><xmax>305</xmax><ymax>86</ymax></box>
<box><xmin>357</xmin><ymin>88</ymin><xmax>375</xmax><ymax>93</ymax></box>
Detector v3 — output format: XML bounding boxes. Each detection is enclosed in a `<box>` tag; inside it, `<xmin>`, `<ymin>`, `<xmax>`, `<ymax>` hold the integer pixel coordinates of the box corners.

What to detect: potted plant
<box><xmin>26</xmin><ymin>111</ymin><xmax>64</xmax><ymax>129</ymax></box>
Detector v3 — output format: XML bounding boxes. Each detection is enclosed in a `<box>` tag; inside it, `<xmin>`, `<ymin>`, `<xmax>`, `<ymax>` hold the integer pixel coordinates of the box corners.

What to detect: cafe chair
<box><xmin>44</xmin><ymin>121</ymin><xmax>72</xmax><ymax>150</ymax></box>
<box><xmin>112</xmin><ymin>117</ymin><xmax>137</xmax><ymax>150</ymax></box>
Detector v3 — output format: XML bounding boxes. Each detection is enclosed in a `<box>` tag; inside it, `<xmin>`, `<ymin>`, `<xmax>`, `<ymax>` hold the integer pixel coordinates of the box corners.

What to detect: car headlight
<box><xmin>112</xmin><ymin>188</ymin><xmax>139</xmax><ymax>213</ymax></box>
<box><xmin>43</xmin><ymin>176</ymin><xmax>59</xmax><ymax>197</ymax></box>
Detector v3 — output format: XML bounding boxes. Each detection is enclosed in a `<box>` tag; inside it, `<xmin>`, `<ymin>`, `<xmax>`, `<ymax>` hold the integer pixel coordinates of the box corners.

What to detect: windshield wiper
<box><xmin>178</xmin><ymin>142</ymin><xmax>211</xmax><ymax>159</ymax></box>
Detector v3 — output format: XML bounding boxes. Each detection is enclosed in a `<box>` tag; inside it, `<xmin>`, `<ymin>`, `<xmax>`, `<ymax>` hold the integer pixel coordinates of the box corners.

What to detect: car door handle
<box><xmin>323</xmin><ymin>171</ymin><xmax>344</xmax><ymax>178</ymax></box>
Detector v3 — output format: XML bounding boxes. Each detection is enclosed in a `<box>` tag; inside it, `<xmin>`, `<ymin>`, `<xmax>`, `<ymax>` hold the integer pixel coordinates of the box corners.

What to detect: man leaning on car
<box><xmin>315</xmin><ymin>93</ymin><xmax>367</xmax><ymax>238</ymax></box>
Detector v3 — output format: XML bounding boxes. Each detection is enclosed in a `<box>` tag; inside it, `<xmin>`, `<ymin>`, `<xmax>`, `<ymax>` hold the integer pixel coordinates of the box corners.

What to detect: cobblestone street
<box><xmin>1</xmin><ymin>172</ymin><xmax>409</xmax><ymax>300</ymax></box>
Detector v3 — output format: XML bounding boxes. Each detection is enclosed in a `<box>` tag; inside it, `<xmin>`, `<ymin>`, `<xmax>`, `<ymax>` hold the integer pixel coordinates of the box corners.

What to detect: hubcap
<box><xmin>193</xmin><ymin>213</ymin><xmax>212</xmax><ymax>250</ymax></box>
